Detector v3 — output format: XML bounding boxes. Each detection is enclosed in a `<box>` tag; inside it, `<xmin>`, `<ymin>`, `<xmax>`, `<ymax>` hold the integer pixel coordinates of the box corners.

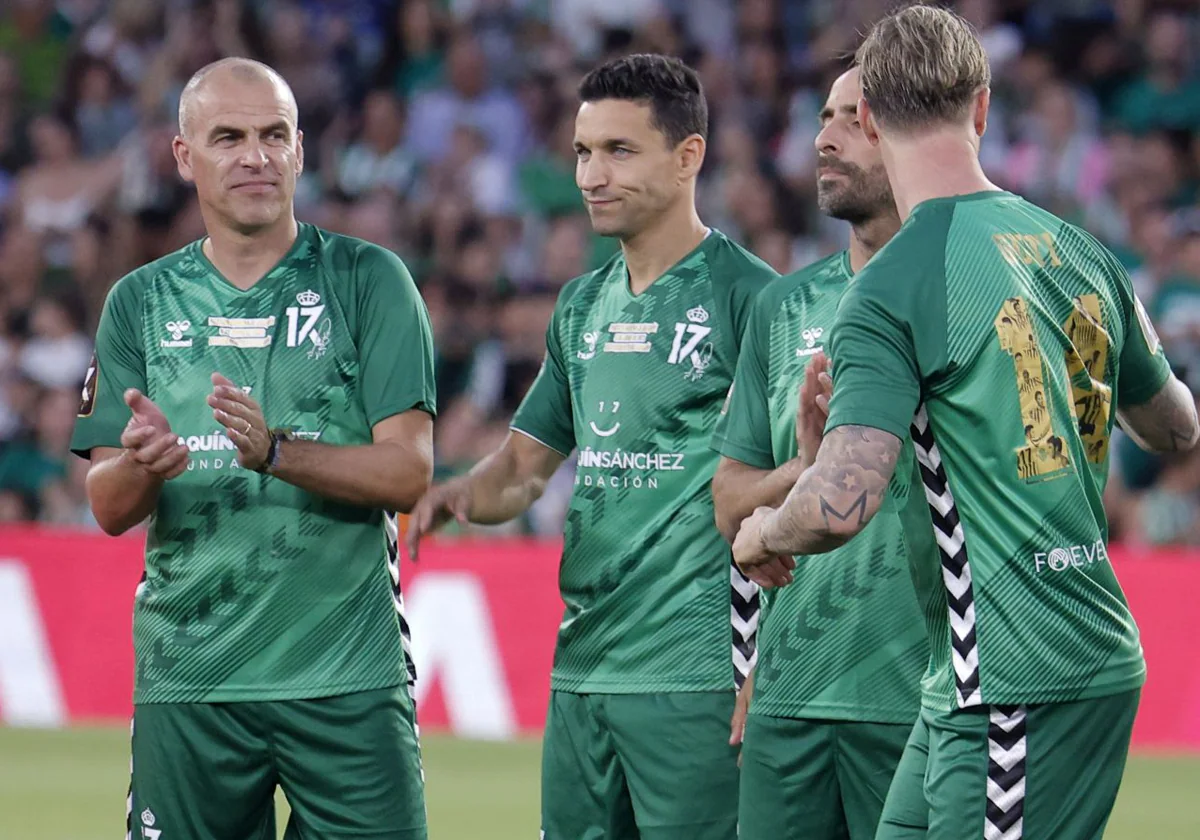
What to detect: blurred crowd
<box><xmin>0</xmin><ymin>0</ymin><xmax>1198</xmax><ymax>545</ymax></box>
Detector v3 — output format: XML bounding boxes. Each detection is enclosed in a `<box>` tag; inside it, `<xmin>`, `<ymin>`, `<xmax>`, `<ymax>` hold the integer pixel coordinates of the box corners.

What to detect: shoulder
<box><xmin>104</xmin><ymin>243</ymin><xmax>198</xmax><ymax>315</ymax></box>
<box><xmin>308</xmin><ymin>225</ymin><xmax>415</xmax><ymax>287</ymax></box>
<box><xmin>704</xmin><ymin>230</ymin><xmax>779</xmax><ymax>292</ymax></box>
<box><xmin>554</xmin><ymin>256</ymin><xmax>618</xmax><ymax>318</ymax></box>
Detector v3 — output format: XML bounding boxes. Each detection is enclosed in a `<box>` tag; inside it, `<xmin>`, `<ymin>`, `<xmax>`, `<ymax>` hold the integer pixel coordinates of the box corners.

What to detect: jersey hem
<box><xmin>750</xmin><ymin>700</ymin><xmax>919</xmax><ymax>725</ymax></box>
<box><xmin>550</xmin><ymin>676</ymin><xmax>735</xmax><ymax>694</ymax></box>
<box><xmin>509</xmin><ymin>424</ymin><xmax>572</xmax><ymax>458</ymax></box>
<box><xmin>133</xmin><ymin>675</ymin><xmax>405</xmax><ymax>705</ymax></box>
<box><xmin>367</xmin><ymin>400</ymin><xmax>436</xmax><ymax>427</ymax></box>
<box><xmin>919</xmin><ymin>668</ymin><xmax>1146</xmax><ymax>710</ymax></box>
<box><xmin>1118</xmin><ymin>363</ymin><xmax>1171</xmax><ymax>406</ymax></box>
<box><xmin>824</xmin><ymin>411</ymin><xmax>910</xmax><ymax>443</ymax></box>
<box><xmin>712</xmin><ymin>435</ymin><xmax>775</xmax><ymax>470</ymax></box>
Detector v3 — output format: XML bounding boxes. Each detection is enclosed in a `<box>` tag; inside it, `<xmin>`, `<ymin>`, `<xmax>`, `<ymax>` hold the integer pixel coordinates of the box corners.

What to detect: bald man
<box><xmin>70</xmin><ymin>58</ymin><xmax>435</xmax><ymax>840</ymax></box>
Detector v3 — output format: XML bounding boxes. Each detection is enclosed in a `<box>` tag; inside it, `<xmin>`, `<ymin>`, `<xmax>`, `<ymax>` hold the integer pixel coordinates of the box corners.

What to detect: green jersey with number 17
<box><xmin>512</xmin><ymin>230</ymin><xmax>777</xmax><ymax>693</ymax></box>
<box><xmin>826</xmin><ymin>191</ymin><xmax>1173</xmax><ymax>710</ymax></box>
<box><xmin>70</xmin><ymin>223</ymin><xmax>436</xmax><ymax>705</ymax></box>
<box><xmin>712</xmin><ymin>252</ymin><xmax>929</xmax><ymax>723</ymax></box>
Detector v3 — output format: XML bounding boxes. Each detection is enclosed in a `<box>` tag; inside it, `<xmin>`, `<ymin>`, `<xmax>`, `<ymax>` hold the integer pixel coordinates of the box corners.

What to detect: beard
<box><xmin>816</xmin><ymin>159</ymin><xmax>894</xmax><ymax>226</ymax></box>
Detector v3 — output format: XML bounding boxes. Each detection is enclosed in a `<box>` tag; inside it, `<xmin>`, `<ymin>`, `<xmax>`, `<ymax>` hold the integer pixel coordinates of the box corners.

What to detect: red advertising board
<box><xmin>0</xmin><ymin>525</ymin><xmax>1197</xmax><ymax>750</ymax></box>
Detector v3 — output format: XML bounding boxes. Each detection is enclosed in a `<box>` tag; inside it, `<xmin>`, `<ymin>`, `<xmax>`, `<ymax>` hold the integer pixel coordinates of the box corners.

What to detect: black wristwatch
<box><xmin>255</xmin><ymin>428</ymin><xmax>295</xmax><ymax>474</ymax></box>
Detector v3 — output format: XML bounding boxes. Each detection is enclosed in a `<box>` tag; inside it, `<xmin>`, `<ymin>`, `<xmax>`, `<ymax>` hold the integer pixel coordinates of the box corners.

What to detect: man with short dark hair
<box><xmin>732</xmin><ymin>6</ymin><xmax>1198</xmax><ymax>839</ymax></box>
<box><xmin>408</xmin><ymin>53</ymin><xmax>777</xmax><ymax>839</ymax></box>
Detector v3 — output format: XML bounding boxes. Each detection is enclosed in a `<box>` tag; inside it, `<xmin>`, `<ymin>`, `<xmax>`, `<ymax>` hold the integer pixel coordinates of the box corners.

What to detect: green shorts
<box><xmin>878</xmin><ymin>688</ymin><xmax>1140</xmax><ymax>840</ymax></box>
<box><xmin>129</xmin><ymin>685</ymin><xmax>427</xmax><ymax>840</ymax></box>
<box><xmin>738</xmin><ymin>713</ymin><xmax>912</xmax><ymax>840</ymax></box>
<box><xmin>540</xmin><ymin>690</ymin><xmax>739</xmax><ymax>840</ymax></box>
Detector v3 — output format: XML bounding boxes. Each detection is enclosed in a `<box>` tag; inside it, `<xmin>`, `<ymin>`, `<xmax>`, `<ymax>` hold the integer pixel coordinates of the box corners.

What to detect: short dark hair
<box><xmin>578</xmin><ymin>54</ymin><xmax>708</xmax><ymax>146</ymax></box>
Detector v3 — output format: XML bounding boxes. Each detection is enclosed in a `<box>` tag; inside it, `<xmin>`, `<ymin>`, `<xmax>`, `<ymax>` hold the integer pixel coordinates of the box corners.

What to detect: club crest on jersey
<box><xmin>668</xmin><ymin>305</ymin><xmax>714</xmax><ymax>380</ymax></box>
<box><xmin>603</xmin><ymin>322</ymin><xmax>658</xmax><ymax>353</ymax></box>
<box><xmin>578</xmin><ymin>330</ymin><xmax>600</xmax><ymax>360</ymax></box>
<box><xmin>286</xmin><ymin>290</ymin><xmax>331</xmax><ymax>359</ymax></box>
<box><xmin>796</xmin><ymin>327</ymin><xmax>825</xmax><ymax>357</ymax></box>
<box><xmin>140</xmin><ymin>807</ymin><xmax>161</xmax><ymax>839</ymax></box>
<box><xmin>161</xmin><ymin>320</ymin><xmax>192</xmax><ymax>348</ymax></box>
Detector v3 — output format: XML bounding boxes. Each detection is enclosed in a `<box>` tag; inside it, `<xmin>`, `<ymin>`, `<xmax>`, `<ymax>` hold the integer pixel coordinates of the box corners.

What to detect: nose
<box><xmin>239</xmin><ymin>138</ymin><xmax>269</xmax><ymax>168</ymax></box>
<box><xmin>577</xmin><ymin>154</ymin><xmax>608</xmax><ymax>193</ymax></box>
<box><xmin>814</xmin><ymin>121</ymin><xmax>840</xmax><ymax>157</ymax></box>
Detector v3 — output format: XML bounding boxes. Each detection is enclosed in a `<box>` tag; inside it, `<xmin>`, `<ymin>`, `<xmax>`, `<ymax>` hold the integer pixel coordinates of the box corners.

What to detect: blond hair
<box><xmin>856</xmin><ymin>4</ymin><xmax>991</xmax><ymax>131</ymax></box>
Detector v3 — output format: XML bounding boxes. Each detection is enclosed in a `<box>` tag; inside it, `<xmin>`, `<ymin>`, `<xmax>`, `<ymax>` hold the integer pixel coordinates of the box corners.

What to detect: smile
<box><xmin>589</xmin><ymin>422</ymin><xmax>621</xmax><ymax>437</ymax></box>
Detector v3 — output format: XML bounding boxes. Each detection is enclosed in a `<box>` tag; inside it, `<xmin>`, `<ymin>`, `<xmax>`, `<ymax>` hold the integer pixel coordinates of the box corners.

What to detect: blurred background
<box><xmin>0</xmin><ymin>0</ymin><xmax>1198</xmax><ymax>837</ymax></box>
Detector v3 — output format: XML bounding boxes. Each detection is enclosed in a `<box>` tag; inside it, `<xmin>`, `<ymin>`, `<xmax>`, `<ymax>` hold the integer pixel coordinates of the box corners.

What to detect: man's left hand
<box><xmin>207</xmin><ymin>372</ymin><xmax>271</xmax><ymax>470</ymax></box>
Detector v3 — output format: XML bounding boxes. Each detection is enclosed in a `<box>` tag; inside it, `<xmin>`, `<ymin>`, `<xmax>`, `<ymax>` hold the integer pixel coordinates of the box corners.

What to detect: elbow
<box><xmin>713</xmin><ymin>502</ymin><xmax>739</xmax><ymax>544</ymax></box>
<box><xmin>97</xmin><ymin>516</ymin><xmax>134</xmax><ymax>538</ymax></box>
<box><xmin>389</xmin><ymin>452</ymin><xmax>435</xmax><ymax>514</ymax></box>
<box><xmin>710</xmin><ymin>471</ymin><xmax>740</xmax><ymax>543</ymax></box>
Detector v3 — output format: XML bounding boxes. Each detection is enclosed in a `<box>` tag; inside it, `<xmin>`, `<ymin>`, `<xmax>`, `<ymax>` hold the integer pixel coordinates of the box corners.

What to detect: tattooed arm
<box><xmin>731</xmin><ymin>425</ymin><xmax>902</xmax><ymax>570</ymax></box>
<box><xmin>1118</xmin><ymin>375</ymin><xmax>1200</xmax><ymax>454</ymax></box>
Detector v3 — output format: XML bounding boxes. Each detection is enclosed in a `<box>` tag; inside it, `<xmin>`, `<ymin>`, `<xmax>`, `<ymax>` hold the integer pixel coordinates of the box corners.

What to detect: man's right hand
<box><xmin>405</xmin><ymin>477</ymin><xmax>473</xmax><ymax>560</ymax></box>
<box><xmin>730</xmin><ymin>668</ymin><xmax>755</xmax><ymax>755</ymax></box>
<box><xmin>796</xmin><ymin>351</ymin><xmax>833</xmax><ymax>468</ymax></box>
<box><xmin>119</xmin><ymin>389</ymin><xmax>189</xmax><ymax>480</ymax></box>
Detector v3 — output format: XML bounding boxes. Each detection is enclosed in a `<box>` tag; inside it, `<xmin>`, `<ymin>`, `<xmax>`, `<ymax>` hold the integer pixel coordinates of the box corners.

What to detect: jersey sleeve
<box><xmin>825</xmin><ymin>285</ymin><xmax>922</xmax><ymax>440</ymax></box>
<box><xmin>1116</xmin><ymin>291</ymin><xmax>1172</xmax><ymax>407</ymax></box>
<box><xmin>69</xmin><ymin>275</ymin><xmax>146</xmax><ymax>458</ymax></box>
<box><xmin>825</xmin><ymin>215</ymin><xmax>951</xmax><ymax>440</ymax></box>
<box><xmin>510</xmin><ymin>286</ymin><xmax>576</xmax><ymax>457</ymax></box>
<box><xmin>355</xmin><ymin>245</ymin><xmax>437</xmax><ymax>426</ymax></box>
<box><xmin>712</xmin><ymin>289</ymin><xmax>776</xmax><ymax>469</ymax></box>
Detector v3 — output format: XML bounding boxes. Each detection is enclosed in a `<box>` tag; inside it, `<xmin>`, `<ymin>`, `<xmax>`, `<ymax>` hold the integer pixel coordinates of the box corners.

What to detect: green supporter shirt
<box><xmin>511</xmin><ymin>229</ymin><xmax>777</xmax><ymax>693</ymax></box>
<box><xmin>712</xmin><ymin>252</ymin><xmax>929</xmax><ymax>724</ymax></box>
<box><xmin>70</xmin><ymin>223</ymin><xmax>436</xmax><ymax>705</ymax></box>
<box><xmin>825</xmin><ymin>191</ymin><xmax>1172</xmax><ymax>710</ymax></box>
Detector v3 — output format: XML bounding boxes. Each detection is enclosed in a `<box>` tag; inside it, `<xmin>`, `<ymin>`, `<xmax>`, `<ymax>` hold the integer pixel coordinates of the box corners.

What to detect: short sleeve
<box><xmin>1116</xmin><ymin>292</ymin><xmax>1172</xmax><ymax>408</ymax></box>
<box><xmin>510</xmin><ymin>293</ymin><xmax>575</xmax><ymax>457</ymax></box>
<box><xmin>712</xmin><ymin>294</ymin><xmax>775</xmax><ymax>469</ymax></box>
<box><xmin>355</xmin><ymin>246</ymin><xmax>437</xmax><ymax>425</ymax></box>
<box><xmin>69</xmin><ymin>276</ymin><xmax>146</xmax><ymax>458</ymax></box>
<box><xmin>825</xmin><ymin>281</ymin><xmax>922</xmax><ymax>441</ymax></box>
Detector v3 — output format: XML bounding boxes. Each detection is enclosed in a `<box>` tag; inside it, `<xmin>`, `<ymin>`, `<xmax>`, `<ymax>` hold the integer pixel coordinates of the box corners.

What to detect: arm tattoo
<box><xmin>761</xmin><ymin>425</ymin><xmax>902</xmax><ymax>556</ymax></box>
<box><xmin>1120</xmin><ymin>377</ymin><xmax>1200</xmax><ymax>454</ymax></box>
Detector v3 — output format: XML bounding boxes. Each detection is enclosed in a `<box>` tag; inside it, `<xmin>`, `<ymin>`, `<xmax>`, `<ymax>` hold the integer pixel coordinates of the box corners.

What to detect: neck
<box><xmin>848</xmin><ymin>211</ymin><xmax>902</xmax><ymax>273</ymax></box>
<box><xmin>202</xmin><ymin>214</ymin><xmax>299</xmax><ymax>290</ymax></box>
<box><xmin>881</xmin><ymin>130</ymin><xmax>998</xmax><ymax>221</ymax></box>
<box><xmin>621</xmin><ymin>199</ymin><xmax>708</xmax><ymax>295</ymax></box>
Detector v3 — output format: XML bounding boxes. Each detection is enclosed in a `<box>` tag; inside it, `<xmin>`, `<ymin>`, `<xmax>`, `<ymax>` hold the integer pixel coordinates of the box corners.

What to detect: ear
<box><xmin>858</xmin><ymin>98</ymin><xmax>881</xmax><ymax>147</ymax></box>
<box><xmin>678</xmin><ymin>134</ymin><xmax>706</xmax><ymax>181</ymax></box>
<box><xmin>973</xmin><ymin>88</ymin><xmax>990</xmax><ymax>138</ymax></box>
<box><xmin>295</xmin><ymin>128</ymin><xmax>305</xmax><ymax>177</ymax></box>
<box><xmin>173</xmin><ymin>135</ymin><xmax>194</xmax><ymax>184</ymax></box>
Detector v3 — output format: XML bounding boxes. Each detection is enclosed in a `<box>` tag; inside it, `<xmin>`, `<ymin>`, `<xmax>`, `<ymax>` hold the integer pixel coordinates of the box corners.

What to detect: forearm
<box><xmin>86</xmin><ymin>452</ymin><xmax>163</xmax><ymax>536</ymax></box>
<box><xmin>1118</xmin><ymin>376</ymin><xmax>1200</xmax><ymax>454</ymax></box>
<box><xmin>464</xmin><ymin>445</ymin><xmax>551</xmax><ymax>525</ymax></box>
<box><xmin>759</xmin><ymin>425</ymin><xmax>901</xmax><ymax>557</ymax></box>
<box><xmin>271</xmin><ymin>440</ymin><xmax>432</xmax><ymax>513</ymax></box>
<box><xmin>714</xmin><ymin>457</ymin><xmax>808</xmax><ymax>542</ymax></box>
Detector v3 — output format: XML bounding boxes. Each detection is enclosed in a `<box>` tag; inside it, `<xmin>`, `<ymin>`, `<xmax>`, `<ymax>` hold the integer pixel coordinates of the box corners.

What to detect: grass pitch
<box><xmin>0</xmin><ymin>726</ymin><xmax>1196</xmax><ymax>838</ymax></box>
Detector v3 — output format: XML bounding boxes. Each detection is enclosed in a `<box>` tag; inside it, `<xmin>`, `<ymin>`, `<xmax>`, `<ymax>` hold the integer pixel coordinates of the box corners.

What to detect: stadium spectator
<box><xmin>0</xmin><ymin>0</ymin><xmax>1193</xmax><ymax>542</ymax></box>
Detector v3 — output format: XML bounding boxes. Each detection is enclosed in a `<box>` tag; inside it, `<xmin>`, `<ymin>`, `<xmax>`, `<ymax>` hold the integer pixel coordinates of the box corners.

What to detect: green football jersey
<box><xmin>70</xmin><ymin>223</ymin><xmax>436</xmax><ymax>705</ymax></box>
<box><xmin>826</xmin><ymin>191</ymin><xmax>1173</xmax><ymax>710</ymax></box>
<box><xmin>712</xmin><ymin>252</ymin><xmax>929</xmax><ymax>724</ymax></box>
<box><xmin>512</xmin><ymin>230</ymin><xmax>776</xmax><ymax>693</ymax></box>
